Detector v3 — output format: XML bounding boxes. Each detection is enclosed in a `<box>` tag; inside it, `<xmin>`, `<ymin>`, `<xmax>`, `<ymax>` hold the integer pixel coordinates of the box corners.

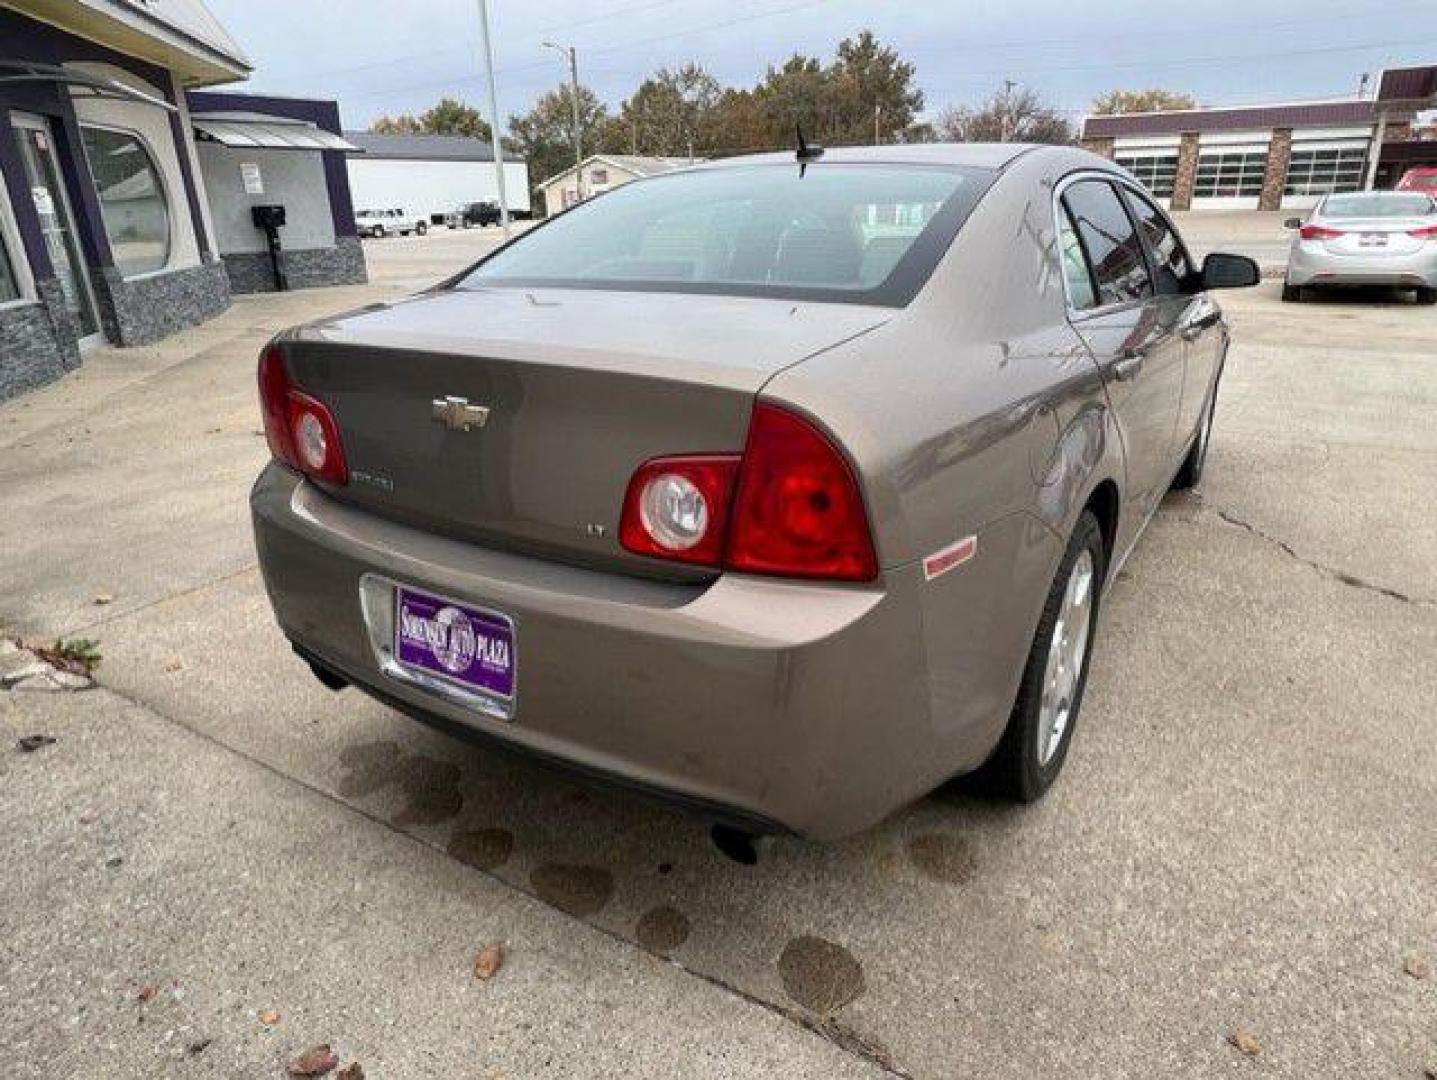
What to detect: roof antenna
<box><xmin>795</xmin><ymin>122</ymin><xmax>824</xmax><ymax>176</ymax></box>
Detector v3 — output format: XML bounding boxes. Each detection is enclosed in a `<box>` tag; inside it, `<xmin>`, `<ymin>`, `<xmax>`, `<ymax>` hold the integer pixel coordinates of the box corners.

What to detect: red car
<box><xmin>1396</xmin><ymin>167</ymin><xmax>1437</xmax><ymax>192</ymax></box>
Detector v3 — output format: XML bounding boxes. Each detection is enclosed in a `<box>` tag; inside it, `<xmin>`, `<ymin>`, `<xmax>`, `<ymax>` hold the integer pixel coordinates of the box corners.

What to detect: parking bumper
<box><xmin>249</xmin><ymin>464</ymin><xmax>946</xmax><ymax>839</ymax></box>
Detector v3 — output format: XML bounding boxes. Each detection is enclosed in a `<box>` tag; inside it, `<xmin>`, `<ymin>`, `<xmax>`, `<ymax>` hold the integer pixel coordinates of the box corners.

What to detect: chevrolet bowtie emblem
<box><xmin>431</xmin><ymin>396</ymin><xmax>490</xmax><ymax>432</ymax></box>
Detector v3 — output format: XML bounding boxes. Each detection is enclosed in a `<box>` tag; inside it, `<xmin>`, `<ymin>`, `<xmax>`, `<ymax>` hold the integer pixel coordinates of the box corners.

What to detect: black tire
<box><xmin>980</xmin><ymin>510</ymin><xmax>1106</xmax><ymax>802</ymax></box>
<box><xmin>1281</xmin><ymin>282</ymin><xmax>1302</xmax><ymax>302</ymax></box>
<box><xmin>416</xmin><ymin>221</ymin><xmax>428</xmax><ymax>236</ymax></box>
<box><xmin>372</xmin><ymin>225</ymin><xmax>386</xmax><ymax>239</ymax></box>
<box><xmin>1416</xmin><ymin>287</ymin><xmax>1437</xmax><ymax>305</ymax></box>
<box><xmin>1171</xmin><ymin>383</ymin><xmax>1216</xmax><ymax>491</ymax></box>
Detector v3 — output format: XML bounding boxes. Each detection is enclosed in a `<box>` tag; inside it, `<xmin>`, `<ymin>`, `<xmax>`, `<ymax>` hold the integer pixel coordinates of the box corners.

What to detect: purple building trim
<box><xmin>187</xmin><ymin>90</ymin><xmax>359</xmax><ymax>239</ymax></box>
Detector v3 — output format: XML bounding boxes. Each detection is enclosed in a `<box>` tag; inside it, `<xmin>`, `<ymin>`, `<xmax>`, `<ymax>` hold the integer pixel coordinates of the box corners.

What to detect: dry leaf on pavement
<box><xmin>1405</xmin><ymin>956</ymin><xmax>1431</xmax><ymax>980</ymax></box>
<box><xmin>287</xmin><ymin>1044</ymin><xmax>339</xmax><ymax>1076</ymax></box>
<box><xmin>474</xmin><ymin>942</ymin><xmax>504</xmax><ymax>980</ymax></box>
<box><xmin>136</xmin><ymin>985</ymin><xmax>158</xmax><ymax>1003</ymax></box>
<box><xmin>1228</xmin><ymin>1028</ymin><xmax>1261</xmax><ymax>1056</ymax></box>
<box><xmin>336</xmin><ymin>1064</ymin><xmax>365</xmax><ymax>1080</ymax></box>
<box><xmin>93</xmin><ymin>593</ymin><xmax>114</xmax><ymax>605</ymax></box>
<box><xmin>260</xmin><ymin>1009</ymin><xmax>281</xmax><ymax>1025</ymax></box>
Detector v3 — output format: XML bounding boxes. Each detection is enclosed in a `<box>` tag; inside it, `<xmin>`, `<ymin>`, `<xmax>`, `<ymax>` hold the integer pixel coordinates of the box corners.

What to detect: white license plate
<box><xmin>1359</xmin><ymin>234</ymin><xmax>1388</xmax><ymax>247</ymax></box>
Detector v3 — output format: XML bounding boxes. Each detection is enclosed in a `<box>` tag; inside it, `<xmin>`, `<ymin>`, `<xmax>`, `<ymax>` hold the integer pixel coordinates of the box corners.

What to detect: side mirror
<box><xmin>1283</xmin><ymin>216</ymin><xmax>1303</xmax><ymax>229</ymax></box>
<box><xmin>1201</xmin><ymin>252</ymin><xmax>1260</xmax><ymax>290</ymax></box>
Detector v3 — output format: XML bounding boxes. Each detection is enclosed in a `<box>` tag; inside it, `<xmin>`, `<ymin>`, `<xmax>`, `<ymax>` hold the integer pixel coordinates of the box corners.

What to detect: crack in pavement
<box><xmin>66</xmin><ymin>659</ymin><xmax>911</xmax><ymax>1079</ymax></box>
<box><xmin>1204</xmin><ymin>501</ymin><xmax>1433</xmax><ymax>608</ymax></box>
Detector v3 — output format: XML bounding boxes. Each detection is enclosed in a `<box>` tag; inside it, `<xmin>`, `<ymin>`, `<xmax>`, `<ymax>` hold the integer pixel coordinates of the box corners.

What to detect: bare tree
<box><xmin>936</xmin><ymin>85</ymin><xmax>1073</xmax><ymax>145</ymax></box>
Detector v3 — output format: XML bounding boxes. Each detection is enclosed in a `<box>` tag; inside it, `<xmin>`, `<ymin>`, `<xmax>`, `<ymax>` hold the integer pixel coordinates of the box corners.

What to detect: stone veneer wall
<box><xmin>1259</xmin><ymin>128</ymin><xmax>1293</xmax><ymax>212</ymax></box>
<box><xmin>221</xmin><ymin>235</ymin><xmax>368</xmax><ymax>295</ymax></box>
<box><xmin>91</xmin><ymin>259</ymin><xmax>232</xmax><ymax>347</ymax></box>
<box><xmin>0</xmin><ymin>278</ymin><xmax>82</xmax><ymax>401</ymax></box>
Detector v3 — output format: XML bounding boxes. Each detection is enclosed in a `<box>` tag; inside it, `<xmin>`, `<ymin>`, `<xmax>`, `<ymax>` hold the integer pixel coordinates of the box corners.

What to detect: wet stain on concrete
<box><xmin>335</xmin><ymin>740</ymin><xmax>463</xmax><ymax>826</ymax></box>
<box><xmin>530</xmin><ymin>863</ymin><xmax>615</xmax><ymax>917</ymax></box>
<box><xmin>335</xmin><ymin>740</ymin><xmax>401</xmax><ymax>798</ymax></box>
<box><xmin>635</xmin><ymin>905</ymin><xmax>691</xmax><ymax>955</ymax></box>
<box><xmin>906</xmin><ymin>831</ymin><xmax>976</xmax><ymax>884</ymax></box>
<box><xmin>778</xmin><ymin>935</ymin><xmax>866</xmax><ymax>1014</ymax></box>
<box><xmin>446</xmin><ymin>827</ymin><xmax>515</xmax><ymax>871</ymax></box>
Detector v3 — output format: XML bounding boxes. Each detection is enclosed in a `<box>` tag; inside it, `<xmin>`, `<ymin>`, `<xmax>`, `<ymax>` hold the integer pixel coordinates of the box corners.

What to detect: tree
<box><xmin>826</xmin><ymin>30</ymin><xmax>924</xmax><ymax>145</ymax></box>
<box><xmin>1091</xmin><ymin>88</ymin><xmax>1197</xmax><ymax>115</ymax></box>
<box><xmin>508</xmin><ymin>82</ymin><xmax>614</xmax><ymax>188</ymax></box>
<box><xmin>618</xmin><ymin>63</ymin><xmax>722</xmax><ymax>157</ymax></box>
<box><xmin>369</xmin><ymin>97</ymin><xmax>492</xmax><ymax>141</ymax></box>
<box><xmin>936</xmin><ymin>84</ymin><xmax>1073</xmax><ymax>145</ymax></box>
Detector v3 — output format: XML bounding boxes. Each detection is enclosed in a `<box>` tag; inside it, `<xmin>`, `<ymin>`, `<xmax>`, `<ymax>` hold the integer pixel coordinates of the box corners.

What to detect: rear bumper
<box><xmin>250</xmin><ymin>465</ymin><xmax>975</xmax><ymax>839</ymax></box>
<box><xmin>1287</xmin><ymin>242</ymin><xmax>1437</xmax><ymax>287</ymax></box>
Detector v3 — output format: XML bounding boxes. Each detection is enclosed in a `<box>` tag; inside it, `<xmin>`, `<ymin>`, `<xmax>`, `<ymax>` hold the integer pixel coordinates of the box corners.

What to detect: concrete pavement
<box><xmin>2</xmin><ymin>225</ymin><xmax>1434</xmax><ymax>1078</ymax></box>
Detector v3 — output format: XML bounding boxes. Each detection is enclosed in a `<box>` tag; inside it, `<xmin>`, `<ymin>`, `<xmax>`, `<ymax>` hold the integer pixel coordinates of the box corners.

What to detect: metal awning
<box><xmin>191</xmin><ymin>112</ymin><xmax>359</xmax><ymax>152</ymax></box>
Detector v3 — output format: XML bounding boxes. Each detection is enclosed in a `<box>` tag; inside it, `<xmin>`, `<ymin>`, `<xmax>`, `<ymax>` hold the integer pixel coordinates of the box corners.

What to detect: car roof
<box><xmin>693</xmin><ymin>142</ymin><xmax>1043</xmax><ymax>171</ymax></box>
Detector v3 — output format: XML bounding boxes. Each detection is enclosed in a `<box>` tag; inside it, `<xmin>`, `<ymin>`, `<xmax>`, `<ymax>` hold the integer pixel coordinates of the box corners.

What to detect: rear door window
<box><xmin>1061</xmin><ymin>179</ymin><xmax>1153</xmax><ymax>307</ymax></box>
<box><xmin>1057</xmin><ymin>205</ymin><xmax>1098</xmax><ymax>310</ymax></box>
<box><xmin>1122</xmin><ymin>188</ymin><xmax>1192</xmax><ymax>295</ymax></box>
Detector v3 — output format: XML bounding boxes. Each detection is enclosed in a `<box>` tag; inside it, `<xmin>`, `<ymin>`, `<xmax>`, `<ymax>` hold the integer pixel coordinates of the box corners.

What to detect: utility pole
<box><xmin>1001</xmin><ymin>79</ymin><xmax>1018</xmax><ymax>142</ymax></box>
<box><xmin>474</xmin><ymin>0</ymin><xmax>510</xmax><ymax>237</ymax></box>
<box><xmin>1356</xmin><ymin>72</ymin><xmax>1371</xmax><ymax>99</ymax></box>
<box><xmin>543</xmin><ymin>41</ymin><xmax>583</xmax><ymax>202</ymax></box>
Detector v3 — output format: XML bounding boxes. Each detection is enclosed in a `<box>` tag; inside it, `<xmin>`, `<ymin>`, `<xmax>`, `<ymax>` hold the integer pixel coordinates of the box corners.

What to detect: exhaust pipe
<box><xmin>710</xmin><ymin>824</ymin><xmax>761</xmax><ymax>865</ymax></box>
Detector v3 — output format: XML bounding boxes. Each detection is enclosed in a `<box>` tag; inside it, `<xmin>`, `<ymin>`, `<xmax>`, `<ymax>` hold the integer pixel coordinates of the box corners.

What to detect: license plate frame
<box><xmin>358</xmin><ymin>574</ymin><xmax>518</xmax><ymax>722</ymax></box>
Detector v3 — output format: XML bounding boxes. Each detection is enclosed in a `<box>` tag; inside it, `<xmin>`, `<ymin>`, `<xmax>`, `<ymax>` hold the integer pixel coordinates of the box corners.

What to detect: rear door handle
<box><xmin>1113</xmin><ymin>351</ymin><xmax>1145</xmax><ymax>381</ymax></box>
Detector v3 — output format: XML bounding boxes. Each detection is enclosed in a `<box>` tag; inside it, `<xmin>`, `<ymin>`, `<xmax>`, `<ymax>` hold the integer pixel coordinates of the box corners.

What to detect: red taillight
<box><xmin>1409</xmin><ymin>224</ymin><xmax>1437</xmax><ymax>239</ymax></box>
<box><xmin>1299</xmin><ymin>225</ymin><xmax>1344</xmax><ymax>240</ymax></box>
<box><xmin>618</xmin><ymin>455</ymin><xmax>739</xmax><ymax>567</ymax></box>
<box><xmin>726</xmin><ymin>404</ymin><xmax>878</xmax><ymax>582</ymax></box>
<box><xmin>257</xmin><ymin>343</ymin><xmax>349</xmax><ymax>486</ymax></box>
<box><xmin>618</xmin><ymin>404</ymin><xmax>879</xmax><ymax>582</ymax></box>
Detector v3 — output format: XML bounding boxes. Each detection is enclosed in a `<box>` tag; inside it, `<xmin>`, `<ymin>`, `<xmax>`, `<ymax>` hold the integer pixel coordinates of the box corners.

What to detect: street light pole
<box><xmin>474</xmin><ymin>0</ymin><xmax>510</xmax><ymax>237</ymax></box>
<box><xmin>543</xmin><ymin>41</ymin><xmax>583</xmax><ymax>202</ymax></box>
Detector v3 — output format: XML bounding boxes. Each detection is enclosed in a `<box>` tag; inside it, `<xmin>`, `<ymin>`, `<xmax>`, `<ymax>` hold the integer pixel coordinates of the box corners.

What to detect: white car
<box><xmin>355</xmin><ymin>208</ymin><xmax>428</xmax><ymax>239</ymax></box>
<box><xmin>1283</xmin><ymin>191</ymin><xmax>1437</xmax><ymax>303</ymax></box>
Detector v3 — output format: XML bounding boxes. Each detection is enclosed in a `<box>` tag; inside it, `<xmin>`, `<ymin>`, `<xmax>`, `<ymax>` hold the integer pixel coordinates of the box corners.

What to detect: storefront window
<box><xmin>80</xmin><ymin>126</ymin><xmax>171</xmax><ymax>277</ymax></box>
<box><xmin>0</xmin><ymin>234</ymin><xmax>20</xmax><ymax>303</ymax></box>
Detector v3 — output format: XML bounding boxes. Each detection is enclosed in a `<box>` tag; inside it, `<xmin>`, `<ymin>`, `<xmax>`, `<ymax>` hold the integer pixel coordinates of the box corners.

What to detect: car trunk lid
<box><xmin>281</xmin><ymin>286</ymin><xmax>888</xmax><ymax>578</ymax></box>
<box><xmin>1319</xmin><ymin>216</ymin><xmax>1433</xmax><ymax>257</ymax></box>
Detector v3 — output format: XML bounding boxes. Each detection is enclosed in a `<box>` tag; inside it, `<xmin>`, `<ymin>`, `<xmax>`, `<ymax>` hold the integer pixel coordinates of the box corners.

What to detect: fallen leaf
<box><xmin>187</xmin><ymin>1038</ymin><xmax>212</xmax><ymax>1055</ymax></box>
<box><xmin>260</xmin><ymin>1009</ymin><xmax>281</xmax><ymax>1025</ymax></box>
<box><xmin>1228</xmin><ymin>1027</ymin><xmax>1261</xmax><ymax>1056</ymax></box>
<box><xmin>16</xmin><ymin>734</ymin><xmax>57</xmax><ymax>753</ymax></box>
<box><xmin>1406</xmin><ymin>956</ymin><xmax>1431</xmax><ymax>980</ymax></box>
<box><xmin>79</xmin><ymin>814</ymin><xmax>98</xmax><ymax>825</ymax></box>
<box><xmin>336</xmin><ymin>1064</ymin><xmax>365</xmax><ymax>1080</ymax></box>
<box><xmin>137</xmin><ymin>985</ymin><xmax>158</xmax><ymax>1003</ymax></box>
<box><xmin>287</xmin><ymin>1044</ymin><xmax>338</xmax><ymax>1077</ymax></box>
<box><xmin>162</xmin><ymin>658</ymin><xmax>183</xmax><ymax>673</ymax></box>
<box><xmin>473</xmin><ymin>942</ymin><xmax>504</xmax><ymax>980</ymax></box>
<box><xmin>93</xmin><ymin>593</ymin><xmax>114</xmax><ymax>606</ymax></box>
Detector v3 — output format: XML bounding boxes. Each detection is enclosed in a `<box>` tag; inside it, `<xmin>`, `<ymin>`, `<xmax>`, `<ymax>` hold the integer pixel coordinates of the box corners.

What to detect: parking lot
<box><xmin>2</xmin><ymin>220</ymin><xmax>1434</xmax><ymax>1078</ymax></box>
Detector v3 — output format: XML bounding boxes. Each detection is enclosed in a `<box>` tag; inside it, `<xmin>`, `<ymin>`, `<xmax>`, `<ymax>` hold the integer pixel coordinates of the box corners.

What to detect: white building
<box><xmin>344</xmin><ymin>132</ymin><xmax>530</xmax><ymax>225</ymax></box>
<box><xmin>537</xmin><ymin>154</ymin><xmax>699</xmax><ymax>217</ymax></box>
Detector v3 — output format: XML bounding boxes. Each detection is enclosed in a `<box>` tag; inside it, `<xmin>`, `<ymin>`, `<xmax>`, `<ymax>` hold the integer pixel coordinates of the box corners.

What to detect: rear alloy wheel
<box><xmin>981</xmin><ymin>510</ymin><xmax>1105</xmax><ymax>802</ymax></box>
<box><xmin>416</xmin><ymin>221</ymin><xmax>428</xmax><ymax>236</ymax></box>
<box><xmin>1171</xmin><ymin>386</ymin><xmax>1216</xmax><ymax>491</ymax></box>
<box><xmin>1416</xmin><ymin>287</ymin><xmax>1437</xmax><ymax>305</ymax></box>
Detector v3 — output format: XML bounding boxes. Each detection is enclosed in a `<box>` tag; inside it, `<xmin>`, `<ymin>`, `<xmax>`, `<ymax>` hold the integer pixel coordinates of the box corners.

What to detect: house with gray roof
<box><xmin>537</xmin><ymin>154</ymin><xmax>701</xmax><ymax>217</ymax></box>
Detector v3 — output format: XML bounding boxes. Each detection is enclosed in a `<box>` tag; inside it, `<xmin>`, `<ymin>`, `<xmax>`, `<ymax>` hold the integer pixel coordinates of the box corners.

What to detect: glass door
<box><xmin>12</xmin><ymin>113</ymin><xmax>101</xmax><ymax>344</ymax></box>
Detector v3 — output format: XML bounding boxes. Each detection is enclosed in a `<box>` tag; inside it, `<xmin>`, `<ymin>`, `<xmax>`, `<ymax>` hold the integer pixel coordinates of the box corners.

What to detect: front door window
<box><xmin>13</xmin><ymin>117</ymin><xmax>100</xmax><ymax>341</ymax></box>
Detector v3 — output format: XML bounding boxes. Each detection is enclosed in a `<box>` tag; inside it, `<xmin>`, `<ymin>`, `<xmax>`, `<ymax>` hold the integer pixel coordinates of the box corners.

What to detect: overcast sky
<box><xmin>207</xmin><ymin>0</ymin><xmax>1437</xmax><ymax>131</ymax></box>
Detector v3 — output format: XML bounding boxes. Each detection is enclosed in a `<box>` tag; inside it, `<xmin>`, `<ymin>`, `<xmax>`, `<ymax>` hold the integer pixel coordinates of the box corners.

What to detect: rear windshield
<box><xmin>455</xmin><ymin>163</ymin><xmax>994</xmax><ymax>306</ymax></box>
<box><xmin>1323</xmin><ymin>192</ymin><xmax>1435</xmax><ymax>218</ymax></box>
